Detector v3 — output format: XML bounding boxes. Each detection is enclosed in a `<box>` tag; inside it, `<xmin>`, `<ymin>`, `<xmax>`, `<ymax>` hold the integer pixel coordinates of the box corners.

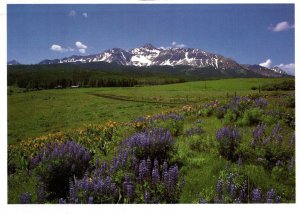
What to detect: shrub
<box><xmin>31</xmin><ymin>141</ymin><xmax>92</xmax><ymax>200</ymax></box>
<box><xmin>68</xmin><ymin>159</ymin><xmax>182</xmax><ymax>203</ymax></box>
<box><xmin>210</xmin><ymin>169</ymin><xmax>281</xmax><ymax>203</ymax></box>
<box><xmin>261</xmin><ymin>80</ymin><xmax>295</xmax><ymax>91</ymax></box>
<box><xmin>19</xmin><ymin>192</ymin><xmax>32</xmax><ymax>204</ymax></box>
<box><xmin>214</xmin><ymin>172</ymin><xmax>248</xmax><ymax>203</ymax></box>
<box><xmin>75</xmin><ymin>122</ymin><xmax>118</xmax><ymax>156</ymax></box>
<box><xmin>262</xmin><ymin>115</ymin><xmax>277</xmax><ymax>126</ymax></box>
<box><xmin>253</xmin><ymin>98</ymin><xmax>268</xmax><ymax>109</ymax></box>
<box><xmin>223</xmin><ymin>109</ymin><xmax>238</xmax><ymax>125</ymax></box>
<box><xmin>123</xmin><ymin>128</ymin><xmax>175</xmax><ymax>162</ymax></box>
<box><xmin>216</xmin><ymin>126</ymin><xmax>241</xmax><ymax>161</ymax></box>
<box><xmin>284</xmin><ymin>95</ymin><xmax>295</xmax><ymax>108</ymax></box>
<box><xmin>238</xmin><ymin>108</ymin><xmax>263</xmax><ymax>126</ymax></box>
<box><xmin>150</xmin><ymin>113</ymin><xmax>184</xmax><ymax>136</ymax></box>
<box><xmin>188</xmin><ymin>135</ymin><xmax>212</xmax><ymax>153</ymax></box>
<box><xmin>214</xmin><ymin>107</ymin><xmax>227</xmax><ymax>119</ymax></box>
<box><xmin>250</xmin><ymin>124</ymin><xmax>294</xmax><ymax>170</ymax></box>
<box><xmin>198</xmin><ymin>108</ymin><xmax>212</xmax><ymax>117</ymax></box>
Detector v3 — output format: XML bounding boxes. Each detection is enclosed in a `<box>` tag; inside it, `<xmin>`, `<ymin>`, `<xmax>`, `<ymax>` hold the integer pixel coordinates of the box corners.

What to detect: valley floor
<box><xmin>7</xmin><ymin>78</ymin><xmax>295</xmax><ymax>203</ymax></box>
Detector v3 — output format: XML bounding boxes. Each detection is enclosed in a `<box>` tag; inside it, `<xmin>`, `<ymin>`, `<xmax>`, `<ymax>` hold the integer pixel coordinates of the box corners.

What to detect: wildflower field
<box><xmin>8</xmin><ymin>78</ymin><xmax>295</xmax><ymax>203</ymax></box>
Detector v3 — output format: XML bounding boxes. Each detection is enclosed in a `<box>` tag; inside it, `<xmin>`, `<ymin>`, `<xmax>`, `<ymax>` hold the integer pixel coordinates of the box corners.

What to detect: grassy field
<box><xmin>8</xmin><ymin>78</ymin><xmax>295</xmax><ymax>204</ymax></box>
<box><xmin>8</xmin><ymin>78</ymin><xmax>285</xmax><ymax>145</ymax></box>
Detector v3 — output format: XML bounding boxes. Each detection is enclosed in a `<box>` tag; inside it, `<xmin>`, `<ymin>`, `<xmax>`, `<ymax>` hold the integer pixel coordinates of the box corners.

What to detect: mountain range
<box><xmin>7</xmin><ymin>60</ymin><xmax>21</xmax><ymax>65</ymax></box>
<box><xmin>12</xmin><ymin>44</ymin><xmax>288</xmax><ymax>77</ymax></box>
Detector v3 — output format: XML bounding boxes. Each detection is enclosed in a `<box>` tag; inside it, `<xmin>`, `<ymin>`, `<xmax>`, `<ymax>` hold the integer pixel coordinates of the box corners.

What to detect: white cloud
<box><xmin>276</xmin><ymin>63</ymin><xmax>295</xmax><ymax>76</ymax></box>
<box><xmin>78</xmin><ymin>49</ymin><xmax>86</xmax><ymax>54</ymax></box>
<box><xmin>69</xmin><ymin>10</ymin><xmax>76</xmax><ymax>17</ymax></box>
<box><xmin>259</xmin><ymin>59</ymin><xmax>272</xmax><ymax>69</ymax></box>
<box><xmin>269</xmin><ymin>21</ymin><xmax>294</xmax><ymax>32</ymax></box>
<box><xmin>171</xmin><ymin>41</ymin><xmax>187</xmax><ymax>48</ymax></box>
<box><xmin>50</xmin><ymin>44</ymin><xmax>64</xmax><ymax>52</ymax></box>
<box><xmin>75</xmin><ymin>41</ymin><xmax>87</xmax><ymax>49</ymax></box>
<box><xmin>50</xmin><ymin>44</ymin><xmax>74</xmax><ymax>52</ymax></box>
<box><xmin>82</xmin><ymin>12</ymin><xmax>88</xmax><ymax>18</ymax></box>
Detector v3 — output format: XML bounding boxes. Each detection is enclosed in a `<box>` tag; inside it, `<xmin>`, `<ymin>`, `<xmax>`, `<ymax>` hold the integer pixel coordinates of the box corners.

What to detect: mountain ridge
<box><xmin>20</xmin><ymin>43</ymin><xmax>288</xmax><ymax>77</ymax></box>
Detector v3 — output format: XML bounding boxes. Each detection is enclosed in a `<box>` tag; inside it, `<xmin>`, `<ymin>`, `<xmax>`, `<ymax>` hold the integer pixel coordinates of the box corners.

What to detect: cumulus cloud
<box><xmin>259</xmin><ymin>59</ymin><xmax>272</xmax><ymax>68</ymax></box>
<box><xmin>50</xmin><ymin>44</ymin><xmax>64</xmax><ymax>52</ymax></box>
<box><xmin>50</xmin><ymin>44</ymin><xmax>73</xmax><ymax>52</ymax></box>
<box><xmin>69</xmin><ymin>10</ymin><xmax>76</xmax><ymax>17</ymax></box>
<box><xmin>82</xmin><ymin>12</ymin><xmax>88</xmax><ymax>18</ymax></box>
<box><xmin>276</xmin><ymin>63</ymin><xmax>295</xmax><ymax>76</ymax></box>
<box><xmin>171</xmin><ymin>41</ymin><xmax>187</xmax><ymax>48</ymax></box>
<box><xmin>269</xmin><ymin>21</ymin><xmax>294</xmax><ymax>32</ymax></box>
<box><xmin>50</xmin><ymin>44</ymin><xmax>75</xmax><ymax>53</ymax></box>
<box><xmin>75</xmin><ymin>41</ymin><xmax>88</xmax><ymax>54</ymax></box>
<box><xmin>75</xmin><ymin>41</ymin><xmax>87</xmax><ymax>49</ymax></box>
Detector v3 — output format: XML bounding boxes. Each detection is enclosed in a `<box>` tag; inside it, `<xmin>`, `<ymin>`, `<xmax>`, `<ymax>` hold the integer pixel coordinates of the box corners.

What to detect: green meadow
<box><xmin>8</xmin><ymin>78</ymin><xmax>295</xmax><ymax>203</ymax></box>
<box><xmin>8</xmin><ymin>78</ymin><xmax>285</xmax><ymax>145</ymax></box>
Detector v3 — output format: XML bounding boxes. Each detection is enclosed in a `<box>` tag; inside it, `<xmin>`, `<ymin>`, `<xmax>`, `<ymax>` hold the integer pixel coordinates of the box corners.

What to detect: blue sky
<box><xmin>7</xmin><ymin>4</ymin><xmax>295</xmax><ymax>74</ymax></box>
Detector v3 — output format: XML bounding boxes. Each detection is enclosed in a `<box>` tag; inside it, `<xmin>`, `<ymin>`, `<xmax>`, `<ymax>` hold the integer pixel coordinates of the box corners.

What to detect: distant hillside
<box><xmin>8</xmin><ymin>62</ymin><xmax>268</xmax><ymax>90</ymax></box>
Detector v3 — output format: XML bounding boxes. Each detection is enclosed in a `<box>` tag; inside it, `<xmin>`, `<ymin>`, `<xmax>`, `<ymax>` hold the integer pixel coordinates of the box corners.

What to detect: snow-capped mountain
<box><xmin>39</xmin><ymin>43</ymin><xmax>243</xmax><ymax>70</ymax></box>
<box><xmin>271</xmin><ymin>66</ymin><xmax>287</xmax><ymax>75</ymax></box>
<box><xmin>38</xmin><ymin>43</ymin><xmax>288</xmax><ymax>77</ymax></box>
<box><xmin>241</xmin><ymin>64</ymin><xmax>286</xmax><ymax>78</ymax></box>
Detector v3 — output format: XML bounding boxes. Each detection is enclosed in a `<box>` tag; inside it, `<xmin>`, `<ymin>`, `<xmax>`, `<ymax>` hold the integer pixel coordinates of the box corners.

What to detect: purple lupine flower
<box><xmin>19</xmin><ymin>192</ymin><xmax>32</xmax><ymax>204</ymax></box>
<box><xmin>58</xmin><ymin>198</ymin><xmax>67</xmax><ymax>204</ymax></box>
<box><xmin>88</xmin><ymin>196</ymin><xmax>93</xmax><ymax>204</ymax></box>
<box><xmin>139</xmin><ymin>160</ymin><xmax>150</xmax><ymax>180</ymax></box>
<box><xmin>252</xmin><ymin>188</ymin><xmax>262</xmax><ymax>203</ymax></box>
<box><xmin>226</xmin><ymin>173</ymin><xmax>234</xmax><ymax>193</ymax></box>
<box><xmin>274</xmin><ymin>195</ymin><xmax>281</xmax><ymax>203</ymax></box>
<box><xmin>239</xmin><ymin>180</ymin><xmax>248</xmax><ymax>202</ymax></box>
<box><xmin>229</xmin><ymin>184</ymin><xmax>237</xmax><ymax>198</ymax></box>
<box><xmin>272</xmin><ymin>123</ymin><xmax>282</xmax><ymax>137</ymax></box>
<box><xmin>265</xmin><ymin>189</ymin><xmax>276</xmax><ymax>202</ymax></box>
<box><xmin>216</xmin><ymin>126</ymin><xmax>240</xmax><ymax>144</ymax></box>
<box><xmin>144</xmin><ymin>191</ymin><xmax>151</xmax><ymax>203</ymax></box>
<box><xmin>153</xmin><ymin>159</ymin><xmax>159</xmax><ymax>169</ymax></box>
<box><xmin>162</xmin><ymin>161</ymin><xmax>168</xmax><ymax>173</ymax></box>
<box><xmin>262</xmin><ymin>136</ymin><xmax>270</xmax><ymax>145</ymax></box>
<box><xmin>254</xmin><ymin>98</ymin><xmax>268</xmax><ymax>108</ymax></box>
<box><xmin>216</xmin><ymin>179</ymin><xmax>223</xmax><ymax>196</ymax></box>
<box><xmin>251</xmin><ymin>123</ymin><xmax>266</xmax><ymax>146</ymax></box>
<box><xmin>170</xmin><ymin>165</ymin><xmax>179</xmax><ymax>183</ymax></box>
<box><xmin>69</xmin><ymin>180</ymin><xmax>77</xmax><ymax>203</ymax></box>
<box><xmin>150</xmin><ymin>113</ymin><xmax>184</xmax><ymax>122</ymax></box>
<box><xmin>152</xmin><ymin>167</ymin><xmax>160</xmax><ymax>184</ymax></box>
<box><xmin>37</xmin><ymin>184</ymin><xmax>46</xmax><ymax>203</ymax></box>
<box><xmin>125</xmin><ymin>183</ymin><xmax>134</xmax><ymax>201</ymax></box>
<box><xmin>185</xmin><ymin>127</ymin><xmax>204</xmax><ymax>136</ymax></box>
<box><xmin>122</xmin><ymin>128</ymin><xmax>174</xmax><ymax>161</ymax></box>
<box><xmin>275</xmin><ymin>160</ymin><xmax>284</xmax><ymax>166</ymax></box>
<box><xmin>122</xmin><ymin>174</ymin><xmax>134</xmax><ymax>201</ymax></box>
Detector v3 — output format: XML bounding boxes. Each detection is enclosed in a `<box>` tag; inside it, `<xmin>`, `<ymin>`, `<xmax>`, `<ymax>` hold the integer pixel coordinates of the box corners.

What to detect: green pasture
<box><xmin>8</xmin><ymin>78</ymin><xmax>289</xmax><ymax>145</ymax></box>
<box><xmin>7</xmin><ymin>78</ymin><xmax>295</xmax><ymax>203</ymax></box>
